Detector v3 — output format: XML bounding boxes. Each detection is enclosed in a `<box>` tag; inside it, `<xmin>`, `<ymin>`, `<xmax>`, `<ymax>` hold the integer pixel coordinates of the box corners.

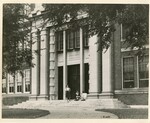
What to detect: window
<box><xmin>2</xmin><ymin>78</ymin><xmax>6</xmax><ymax>93</ymax></box>
<box><xmin>16</xmin><ymin>73</ymin><xmax>22</xmax><ymax>92</ymax></box>
<box><xmin>25</xmin><ymin>69</ymin><xmax>30</xmax><ymax>92</ymax></box>
<box><xmin>9</xmin><ymin>83</ymin><xmax>14</xmax><ymax>93</ymax></box>
<box><xmin>121</xmin><ymin>24</ymin><xmax>131</xmax><ymax>49</ymax></box>
<box><xmin>123</xmin><ymin>57</ymin><xmax>134</xmax><ymax>88</ymax></box>
<box><xmin>83</xmin><ymin>26</ymin><xmax>89</xmax><ymax>47</ymax></box>
<box><xmin>74</xmin><ymin>29</ymin><xmax>80</xmax><ymax>48</ymax></box>
<box><xmin>17</xmin><ymin>82</ymin><xmax>22</xmax><ymax>92</ymax></box>
<box><xmin>121</xmin><ymin>24</ymin><xmax>129</xmax><ymax>41</ymax></box>
<box><xmin>2</xmin><ymin>83</ymin><xmax>6</xmax><ymax>93</ymax></box>
<box><xmin>25</xmin><ymin>82</ymin><xmax>30</xmax><ymax>92</ymax></box>
<box><xmin>56</xmin><ymin>31</ymin><xmax>63</xmax><ymax>51</ymax></box>
<box><xmin>9</xmin><ymin>75</ymin><xmax>14</xmax><ymax>93</ymax></box>
<box><xmin>139</xmin><ymin>56</ymin><xmax>149</xmax><ymax>88</ymax></box>
<box><xmin>66</xmin><ymin>30</ymin><xmax>74</xmax><ymax>50</ymax></box>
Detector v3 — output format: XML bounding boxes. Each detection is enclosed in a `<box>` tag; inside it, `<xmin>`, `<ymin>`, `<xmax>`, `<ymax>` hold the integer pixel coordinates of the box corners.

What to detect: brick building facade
<box><xmin>2</xmin><ymin>5</ymin><xmax>149</xmax><ymax>105</ymax></box>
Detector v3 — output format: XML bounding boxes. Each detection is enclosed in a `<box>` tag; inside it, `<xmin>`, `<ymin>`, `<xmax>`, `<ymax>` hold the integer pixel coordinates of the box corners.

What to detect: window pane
<box><xmin>25</xmin><ymin>82</ymin><xmax>30</xmax><ymax>92</ymax></box>
<box><xmin>9</xmin><ymin>83</ymin><xmax>14</xmax><ymax>93</ymax></box>
<box><xmin>25</xmin><ymin>69</ymin><xmax>31</xmax><ymax>92</ymax></box>
<box><xmin>66</xmin><ymin>30</ymin><xmax>74</xmax><ymax>49</ymax></box>
<box><xmin>123</xmin><ymin>57</ymin><xmax>134</xmax><ymax>88</ymax></box>
<box><xmin>83</xmin><ymin>26</ymin><xmax>89</xmax><ymax>47</ymax></box>
<box><xmin>123</xmin><ymin>81</ymin><xmax>134</xmax><ymax>88</ymax></box>
<box><xmin>56</xmin><ymin>31</ymin><xmax>63</xmax><ymax>51</ymax></box>
<box><xmin>17</xmin><ymin>82</ymin><xmax>22</xmax><ymax>92</ymax></box>
<box><xmin>139</xmin><ymin>55</ymin><xmax>149</xmax><ymax>88</ymax></box>
<box><xmin>2</xmin><ymin>83</ymin><xmax>6</xmax><ymax>93</ymax></box>
<box><xmin>74</xmin><ymin>29</ymin><xmax>80</xmax><ymax>48</ymax></box>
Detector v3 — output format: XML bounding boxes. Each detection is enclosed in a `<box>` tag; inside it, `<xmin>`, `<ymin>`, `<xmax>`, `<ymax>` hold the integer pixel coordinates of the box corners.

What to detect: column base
<box><xmin>49</xmin><ymin>94</ymin><xmax>57</xmax><ymax>100</ymax></box>
<box><xmin>98</xmin><ymin>92</ymin><xmax>114</xmax><ymax>99</ymax></box>
<box><xmin>30</xmin><ymin>94</ymin><xmax>48</xmax><ymax>100</ymax></box>
<box><xmin>87</xmin><ymin>92</ymin><xmax>100</xmax><ymax>99</ymax></box>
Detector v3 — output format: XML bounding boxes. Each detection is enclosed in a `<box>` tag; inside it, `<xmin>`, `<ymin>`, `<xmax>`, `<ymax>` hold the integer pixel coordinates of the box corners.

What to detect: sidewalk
<box><xmin>129</xmin><ymin>105</ymin><xmax>148</xmax><ymax>109</ymax></box>
<box><xmin>36</xmin><ymin>106</ymin><xmax>118</xmax><ymax>119</ymax></box>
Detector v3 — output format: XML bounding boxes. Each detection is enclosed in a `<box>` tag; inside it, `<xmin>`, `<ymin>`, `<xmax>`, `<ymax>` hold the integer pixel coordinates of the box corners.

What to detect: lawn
<box><xmin>95</xmin><ymin>108</ymin><xmax>148</xmax><ymax>119</ymax></box>
<box><xmin>2</xmin><ymin>108</ymin><xmax>50</xmax><ymax>119</ymax></box>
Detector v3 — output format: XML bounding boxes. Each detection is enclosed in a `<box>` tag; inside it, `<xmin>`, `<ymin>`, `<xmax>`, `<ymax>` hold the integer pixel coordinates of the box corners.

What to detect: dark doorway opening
<box><xmin>58</xmin><ymin>66</ymin><xmax>63</xmax><ymax>100</ymax></box>
<box><xmin>85</xmin><ymin>63</ymin><xmax>89</xmax><ymax>94</ymax></box>
<box><xmin>68</xmin><ymin>65</ymin><xmax>80</xmax><ymax>99</ymax></box>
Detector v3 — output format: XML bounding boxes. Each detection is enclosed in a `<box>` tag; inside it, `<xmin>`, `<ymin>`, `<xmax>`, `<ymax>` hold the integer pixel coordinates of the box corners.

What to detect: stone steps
<box><xmin>8</xmin><ymin>98</ymin><xmax>129</xmax><ymax>109</ymax></box>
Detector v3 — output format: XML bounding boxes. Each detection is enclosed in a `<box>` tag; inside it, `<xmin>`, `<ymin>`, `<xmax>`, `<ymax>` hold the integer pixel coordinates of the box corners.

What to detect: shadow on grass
<box><xmin>2</xmin><ymin>108</ymin><xmax>50</xmax><ymax>119</ymax></box>
<box><xmin>95</xmin><ymin>108</ymin><xmax>148</xmax><ymax>119</ymax></box>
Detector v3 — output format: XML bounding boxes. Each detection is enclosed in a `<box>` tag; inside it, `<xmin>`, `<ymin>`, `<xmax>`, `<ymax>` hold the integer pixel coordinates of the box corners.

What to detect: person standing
<box><xmin>65</xmin><ymin>85</ymin><xmax>71</xmax><ymax>102</ymax></box>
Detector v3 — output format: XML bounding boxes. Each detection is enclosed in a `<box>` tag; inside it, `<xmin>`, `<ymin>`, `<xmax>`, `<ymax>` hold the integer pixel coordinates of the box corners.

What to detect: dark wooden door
<box><xmin>68</xmin><ymin>65</ymin><xmax>80</xmax><ymax>99</ymax></box>
<box><xmin>58</xmin><ymin>67</ymin><xmax>63</xmax><ymax>100</ymax></box>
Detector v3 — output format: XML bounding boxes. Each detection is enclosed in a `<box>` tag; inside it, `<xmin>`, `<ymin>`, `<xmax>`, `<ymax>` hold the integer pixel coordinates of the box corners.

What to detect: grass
<box><xmin>3</xmin><ymin>96</ymin><xmax>29</xmax><ymax>105</ymax></box>
<box><xmin>2</xmin><ymin>108</ymin><xmax>50</xmax><ymax>119</ymax></box>
<box><xmin>95</xmin><ymin>108</ymin><xmax>148</xmax><ymax>119</ymax></box>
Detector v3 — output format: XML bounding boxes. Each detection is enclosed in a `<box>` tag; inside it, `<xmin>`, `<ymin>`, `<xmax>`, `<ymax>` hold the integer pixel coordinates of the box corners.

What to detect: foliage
<box><xmin>43</xmin><ymin>4</ymin><xmax>149</xmax><ymax>53</ymax></box>
<box><xmin>3</xmin><ymin>4</ymin><xmax>33</xmax><ymax>76</ymax></box>
<box><xmin>2</xmin><ymin>109</ymin><xmax>50</xmax><ymax>118</ymax></box>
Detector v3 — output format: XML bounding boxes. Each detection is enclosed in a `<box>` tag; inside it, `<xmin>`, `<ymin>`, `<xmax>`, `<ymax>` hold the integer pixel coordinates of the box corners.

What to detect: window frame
<box><xmin>74</xmin><ymin>28</ymin><xmax>80</xmax><ymax>49</ymax></box>
<box><xmin>138</xmin><ymin>55</ymin><xmax>149</xmax><ymax>88</ymax></box>
<box><xmin>82</xmin><ymin>25</ymin><xmax>89</xmax><ymax>48</ymax></box>
<box><xmin>122</xmin><ymin>56</ymin><xmax>135</xmax><ymax>88</ymax></box>
<box><xmin>25</xmin><ymin>69</ymin><xmax>31</xmax><ymax>92</ymax></box>
<box><xmin>122</xmin><ymin>54</ymin><xmax>149</xmax><ymax>89</ymax></box>
<box><xmin>56</xmin><ymin>31</ymin><xmax>63</xmax><ymax>52</ymax></box>
<box><xmin>66</xmin><ymin>29</ymin><xmax>74</xmax><ymax>50</ymax></box>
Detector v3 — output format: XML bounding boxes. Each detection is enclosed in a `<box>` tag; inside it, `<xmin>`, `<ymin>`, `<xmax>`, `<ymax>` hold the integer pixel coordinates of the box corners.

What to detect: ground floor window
<box><xmin>25</xmin><ymin>82</ymin><xmax>30</xmax><ymax>92</ymax></box>
<box><xmin>25</xmin><ymin>69</ymin><xmax>31</xmax><ymax>92</ymax></box>
<box><xmin>123</xmin><ymin>54</ymin><xmax>149</xmax><ymax>89</ymax></box>
<box><xmin>123</xmin><ymin>57</ymin><xmax>134</xmax><ymax>88</ymax></box>
<box><xmin>9</xmin><ymin>83</ymin><xmax>14</xmax><ymax>93</ymax></box>
<box><xmin>139</xmin><ymin>55</ymin><xmax>149</xmax><ymax>88</ymax></box>
<box><xmin>17</xmin><ymin>82</ymin><xmax>22</xmax><ymax>92</ymax></box>
<box><xmin>2</xmin><ymin>83</ymin><xmax>6</xmax><ymax>93</ymax></box>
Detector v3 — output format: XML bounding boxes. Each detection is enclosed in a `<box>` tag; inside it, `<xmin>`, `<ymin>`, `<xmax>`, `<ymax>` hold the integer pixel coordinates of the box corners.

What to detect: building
<box><xmin>2</xmin><ymin>4</ymin><xmax>149</xmax><ymax>105</ymax></box>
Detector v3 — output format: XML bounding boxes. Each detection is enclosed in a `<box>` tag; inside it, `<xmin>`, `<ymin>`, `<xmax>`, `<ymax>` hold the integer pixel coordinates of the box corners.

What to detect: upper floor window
<box><xmin>83</xmin><ymin>26</ymin><xmax>89</xmax><ymax>47</ymax></box>
<box><xmin>66</xmin><ymin>29</ymin><xmax>74</xmax><ymax>50</ymax></box>
<box><xmin>56</xmin><ymin>27</ymin><xmax>89</xmax><ymax>51</ymax></box>
<box><xmin>74</xmin><ymin>29</ymin><xmax>80</xmax><ymax>48</ymax></box>
<box><xmin>121</xmin><ymin>24</ymin><xmax>129</xmax><ymax>42</ymax></box>
<box><xmin>56</xmin><ymin>31</ymin><xmax>63</xmax><ymax>51</ymax></box>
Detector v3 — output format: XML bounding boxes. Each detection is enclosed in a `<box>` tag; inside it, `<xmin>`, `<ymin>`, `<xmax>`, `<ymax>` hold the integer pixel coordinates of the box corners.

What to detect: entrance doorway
<box><xmin>85</xmin><ymin>63</ymin><xmax>89</xmax><ymax>94</ymax></box>
<box><xmin>68</xmin><ymin>65</ymin><xmax>80</xmax><ymax>99</ymax></box>
<box><xmin>58</xmin><ymin>66</ymin><xmax>63</xmax><ymax>100</ymax></box>
<box><xmin>58</xmin><ymin>64</ymin><xmax>89</xmax><ymax>100</ymax></box>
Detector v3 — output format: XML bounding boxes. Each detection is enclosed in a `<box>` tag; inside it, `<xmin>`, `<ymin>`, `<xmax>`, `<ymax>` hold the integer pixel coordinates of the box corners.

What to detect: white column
<box><xmin>88</xmin><ymin>35</ymin><xmax>100</xmax><ymax>97</ymax></box>
<box><xmin>80</xmin><ymin>28</ymin><xmax>84</xmax><ymax>94</ymax></box>
<box><xmin>101</xmin><ymin>45</ymin><xmax>113</xmax><ymax>97</ymax></box>
<box><xmin>22</xmin><ymin>70</ymin><xmax>25</xmax><ymax>93</ymax></box>
<box><xmin>63</xmin><ymin>30</ymin><xmax>67</xmax><ymax>100</ymax></box>
<box><xmin>40</xmin><ymin>29</ymin><xmax>47</xmax><ymax>96</ymax></box>
<box><xmin>6</xmin><ymin>74</ymin><xmax>9</xmax><ymax>94</ymax></box>
<box><xmin>31</xmin><ymin>31</ymin><xmax>38</xmax><ymax>96</ymax></box>
<box><xmin>14</xmin><ymin>74</ymin><xmax>17</xmax><ymax>94</ymax></box>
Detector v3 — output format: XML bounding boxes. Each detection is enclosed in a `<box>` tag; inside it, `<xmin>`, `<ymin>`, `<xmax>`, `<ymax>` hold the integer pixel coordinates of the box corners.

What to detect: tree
<box><xmin>3</xmin><ymin>4</ymin><xmax>33</xmax><ymax>77</ymax></box>
<box><xmin>43</xmin><ymin>4</ymin><xmax>149</xmax><ymax>54</ymax></box>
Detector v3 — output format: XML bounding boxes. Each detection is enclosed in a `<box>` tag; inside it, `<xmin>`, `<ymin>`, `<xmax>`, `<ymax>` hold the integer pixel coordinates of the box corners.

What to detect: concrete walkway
<box><xmin>37</xmin><ymin>106</ymin><xmax>118</xmax><ymax>119</ymax></box>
